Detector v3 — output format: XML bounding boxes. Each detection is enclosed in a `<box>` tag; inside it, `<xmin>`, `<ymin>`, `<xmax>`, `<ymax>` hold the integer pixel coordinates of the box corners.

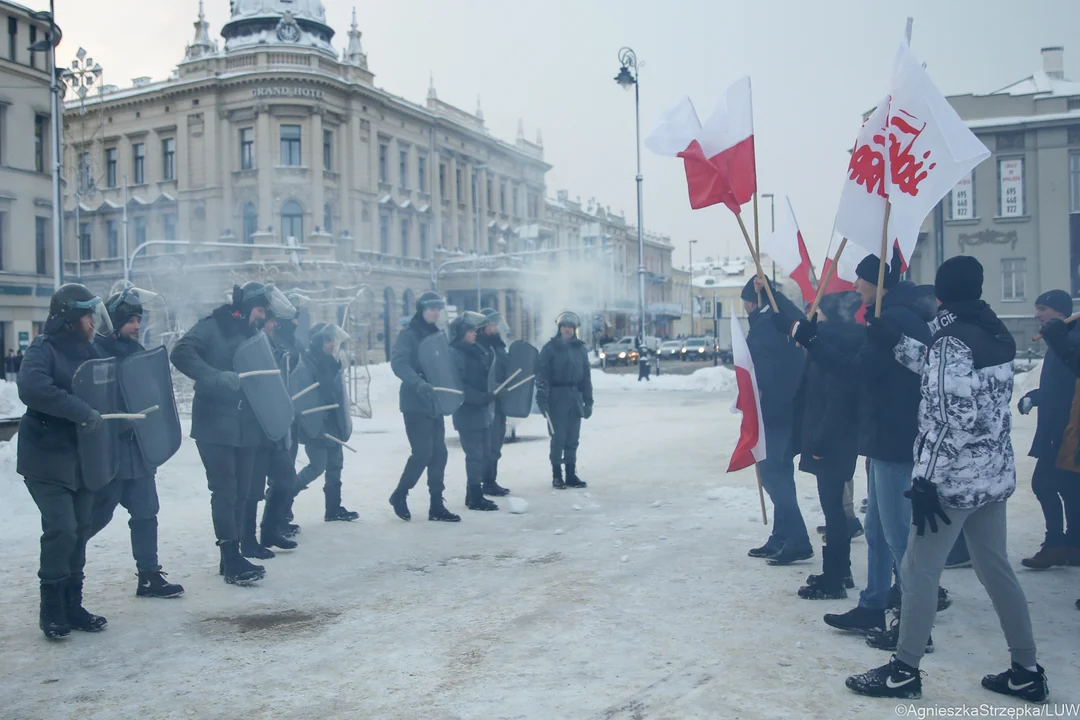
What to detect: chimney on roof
<box><xmin>1042</xmin><ymin>46</ymin><xmax>1065</xmax><ymax>80</ymax></box>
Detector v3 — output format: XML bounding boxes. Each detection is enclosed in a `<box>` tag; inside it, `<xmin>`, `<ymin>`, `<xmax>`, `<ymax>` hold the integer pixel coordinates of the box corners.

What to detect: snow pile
<box><xmin>0</xmin><ymin>433</ymin><xmax>17</xmax><ymax>481</ymax></box>
<box><xmin>590</xmin><ymin>366</ymin><xmax>736</xmax><ymax>394</ymax></box>
<box><xmin>0</xmin><ymin>380</ymin><xmax>25</xmax><ymax>419</ymax></box>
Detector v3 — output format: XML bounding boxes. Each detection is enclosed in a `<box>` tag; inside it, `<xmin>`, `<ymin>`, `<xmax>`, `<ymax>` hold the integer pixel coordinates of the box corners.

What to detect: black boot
<box><xmin>281</xmin><ymin>495</ymin><xmax>300</xmax><ymax>537</ymax></box>
<box><xmin>981</xmin><ymin>663</ymin><xmax>1049</xmax><ymax>703</ymax></box>
<box><xmin>260</xmin><ymin>491</ymin><xmax>298</xmax><ymax>550</ymax></box>
<box><xmin>240</xmin><ymin>501</ymin><xmax>276</xmax><ymax>559</ymax></box>
<box><xmin>324</xmin><ymin>483</ymin><xmax>359</xmax><ymax>521</ymax></box>
<box><xmin>564</xmin><ymin>463</ymin><xmax>587</xmax><ymax>488</ymax></box>
<box><xmin>465</xmin><ymin>485</ymin><xmax>499</xmax><ymax>511</ymax></box>
<box><xmin>218</xmin><ymin>540</ymin><xmax>264</xmax><ymax>586</ymax></box>
<box><xmin>824</xmin><ymin>606</ymin><xmax>886</xmax><ymax>634</ymax></box>
<box><xmin>136</xmin><ymin>570</ymin><xmax>185</xmax><ymax>598</ymax></box>
<box><xmin>260</xmin><ymin>526</ymin><xmax>298</xmax><ymax>551</ymax></box>
<box><xmin>799</xmin><ymin>546</ymin><xmax>849</xmax><ymax>599</ymax></box>
<box><xmin>65</xmin><ymin>576</ymin><xmax>107</xmax><ymax>632</ymax></box>
<box><xmin>39</xmin><ymin>582</ymin><xmax>70</xmax><ymax>640</ymax></box>
<box><xmin>483</xmin><ymin>464</ymin><xmax>510</xmax><ymax>496</ymax></box>
<box><xmin>552</xmin><ymin>463</ymin><xmax>566</xmax><ymax>490</ymax></box>
<box><xmin>429</xmin><ymin>496</ymin><xmax>461</xmax><ymax>522</ymax></box>
<box><xmin>389</xmin><ymin>487</ymin><xmax>411</xmax><ymax>521</ymax></box>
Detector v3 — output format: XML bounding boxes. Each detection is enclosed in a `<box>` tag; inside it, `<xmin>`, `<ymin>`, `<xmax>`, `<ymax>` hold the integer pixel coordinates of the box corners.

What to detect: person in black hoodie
<box><xmin>388</xmin><ymin>291</ymin><xmax>459</xmax><ymax>523</ymax></box>
<box><xmin>1017</xmin><ymin>290</ymin><xmax>1080</xmax><ymax>569</ymax></box>
<box><xmin>786</xmin><ymin>253</ymin><xmax>939</xmax><ymax>638</ymax></box>
<box><xmin>451</xmin><ymin>311</ymin><xmax>500</xmax><ymax>511</ymax></box>
<box><xmin>478</xmin><ymin>308</ymin><xmax>511</xmax><ymax>497</ymax></box>
<box><xmin>792</xmin><ymin>291</ymin><xmax>864</xmax><ymax>599</ymax></box>
<box><xmin>18</xmin><ymin>283</ymin><xmax>113</xmax><ymax>638</ymax></box>
<box><xmin>170</xmin><ymin>282</ymin><xmax>274</xmax><ymax>586</ymax></box>
<box><xmin>743</xmin><ymin>277</ymin><xmax>812</xmax><ymax>566</ymax></box>
<box><xmin>536</xmin><ymin>311</ymin><xmax>592</xmax><ymax>489</ymax></box>
<box><xmin>88</xmin><ymin>288</ymin><xmax>184</xmax><ymax>599</ymax></box>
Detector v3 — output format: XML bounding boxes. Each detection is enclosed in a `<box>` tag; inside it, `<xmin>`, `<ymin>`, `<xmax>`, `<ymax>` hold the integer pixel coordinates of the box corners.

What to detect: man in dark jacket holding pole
<box><xmin>478</xmin><ymin>308</ymin><xmax>511</xmax><ymax>497</ymax></box>
<box><xmin>1017</xmin><ymin>289</ymin><xmax>1080</xmax><ymax>569</ymax></box>
<box><xmin>388</xmin><ymin>291</ymin><xmax>459</xmax><ymax>523</ymax></box>
<box><xmin>744</xmin><ymin>277</ymin><xmax>812</xmax><ymax>566</ymax></box>
<box><xmin>536</xmin><ymin>311</ymin><xmax>592</xmax><ymax>490</ymax></box>
<box><xmin>170</xmin><ymin>283</ymin><xmax>274</xmax><ymax>586</ymax></box>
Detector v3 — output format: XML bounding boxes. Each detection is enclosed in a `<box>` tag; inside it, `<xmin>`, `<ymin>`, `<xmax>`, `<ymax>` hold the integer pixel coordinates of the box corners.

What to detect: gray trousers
<box><xmin>89</xmin><ymin>475</ymin><xmax>161</xmax><ymax>573</ymax></box>
<box><xmin>896</xmin><ymin>500</ymin><xmax>1037</xmax><ymax>669</ymax></box>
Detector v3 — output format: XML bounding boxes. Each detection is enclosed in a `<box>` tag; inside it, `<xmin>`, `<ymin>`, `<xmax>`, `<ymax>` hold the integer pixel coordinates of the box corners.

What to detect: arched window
<box><xmin>281</xmin><ymin>201</ymin><xmax>303</xmax><ymax>243</ymax></box>
<box><xmin>242</xmin><ymin>203</ymin><xmax>258</xmax><ymax>244</ymax></box>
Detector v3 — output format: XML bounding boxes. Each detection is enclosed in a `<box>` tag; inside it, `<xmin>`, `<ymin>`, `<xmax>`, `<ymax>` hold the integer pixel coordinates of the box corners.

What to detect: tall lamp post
<box><xmin>29</xmin><ymin>2</ymin><xmax>63</xmax><ymax>290</ymax></box>
<box><xmin>61</xmin><ymin>47</ymin><xmax>104</xmax><ymax>281</ymax></box>
<box><xmin>760</xmin><ymin>192</ymin><xmax>777</xmax><ymax>281</ymax></box>
<box><xmin>615</xmin><ymin>47</ymin><xmax>645</xmax><ymax>343</ymax></box>
<box><xmin>688</xmin><ymin>239</ymin><xmax>697</xmax><ymax>336</ymax></box>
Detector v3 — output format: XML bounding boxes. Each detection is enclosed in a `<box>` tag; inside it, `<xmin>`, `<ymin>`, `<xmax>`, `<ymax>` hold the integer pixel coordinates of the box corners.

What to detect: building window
<box><xmin>500</xmin><ymin>182</ymin><xmax>506</xmax><ymax>212</ymax></box>
<box><xmin>528</xmin><ymin>194</ymin><xmax>538</xmax><ymax>219</ymax></box>
<box><xmin>239</xmin><ymin>128</ymin><xmax>254</xmax><ymax>170</ymax></box>
<box><xmin>280</xmin><ymin>125</ymin><xmax>301</xmax><ymax>167</ymax></box>
<box><xmin>378</xmin><ymin>142</ymin><xmax>388</xmax><ymax>183</ymax></box>
<box><xmin>455</xmin><ymin>168</ymin><xmax>463</xmax><ymax>203</ymax></box>
<box><xmin>417</xmin><ymin>155</ymin><xmax>427</xmax><ymax>192</ymax></box>
<box><xmin>1002</xmin><ymin>259</ymin><xmax>1026</xmax><ymax>301</ymax></box>
<box><xmin>323</xmin><ymin>203</ymin><xmax>332</xmax><ymax>234</ymax></box>
<box><xmin>513</xmin><ymin>185</ymin><xmax>519</xmax><ymax>216</ymax></box>
<box><xmin>133</xmin><ymin>143</ymin><xmax>145</xmax><ymax>184</ymax></box>
<box><xmin>34</xmin><ymin>115</ymin><xmax>46</xmax><ymax>173</ymax></box>
<box><xmin>280</xmin><ymin>200</ymin><xmax>303</xmax><ymax>241</ymax></box>
<box><xmin>163</xmin><ymin>213</ymin><xmax>177</xmax><ymax>243</ymax></box>
<box><xmin>438</xmin><ymin>163</ymin><xmax>446</xmax><ymax>197</ymax></box>
<box><xmin>242</xmin><ymin>203</ymin><xmax>258</xmax><ymax>244</ymax></box>
<box><xmin>399</xmin><ymin>150</ymin><xmax>409</xmax><ymax>189</ymax></box>
<box><xmin>79</xmin><ymin>223</ymin><xmax>91</xmax><ymax>260</ymax></box>
<box><xmin>28</xmin><ymin>26</ymin><xmax>36</xmax><ymax>69</ymax></box>
<box><xmin>0</xmin><ymin>211</ymin><xmax>5</xmax><ymax>270</ymax></box>
<box><xmin>161</xmin><ymin>138</ymin><xmax>175</xmax><ymax>181</ymax></box>
<box><xmin>8</xmin><ymin>18</ymin><xmax>17</xmax><ymax>63</ymax></box>
<box><xmin>379</xmin><ymin>214</ymin><xmax>389</xmax><ymax>253</ymax></box>
<box><xmin>998</xmin><ymin>158</ymin><xmax>1024</xmax><ymax>217</ymax></box>
<box><xmin>77</xmin><ymin>152</ymin><xmax>92</xmax><ymax>193</ymax></box>
<box><xmin>400</xmin><ymin>217</ymin><xmax>409</xmax><ymax>257</ymax></box>
<box><xmin>107</xmin><ymin>220</ymin><xmax>119</xmax><ymax>258</ymax></box>
<box><xmin>105</xmin><ymin>147</ymin><xmax>117</xmax><ymax>188</ymax></box>
<box><xmin>323</xmin><ymin>129</ymin><xmax>332</xmax><ymax>171</ymax></box>
<box><xmin>419</xmin><ymin>221</ymin><xmax>429</xmax><ymax>260</ymax></box>
<box><xmin>0</xmin><ymin>106</ymin><xmax>6</xmax><ymax>165</ymax></box>
<box><xmin>134</xmin><ymin>216</ymin><xmax>147</xmax><ymax>248</ymax></box>
<box><xmin>487</xmin><ymin>177</ymin><xmax>493</xmax><ymax>207</ymax></box>
<box><xmin>997</xmin><ymin>132</ymin><xmax>1025</xmax><ymax>151</ymax></box>
<box><xmin>1070</xmin><ymin>153</ymin><xmax>1080</xmax><ymax>213</ymax></box>
<box><xmin>35</xmin><ymin>217</ymin><xmax>47</xmax><ymax>274</ymax></box>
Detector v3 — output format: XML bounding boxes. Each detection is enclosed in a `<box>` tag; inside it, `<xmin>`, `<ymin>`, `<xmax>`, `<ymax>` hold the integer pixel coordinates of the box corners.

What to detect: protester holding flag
<box><xmin>791</xmin><ymin>291</ymin><xmax>864</xmax><ymax>599</ymax></box>
<box><xmin>845</xmin><ymin>256</ymin><xmax>1048</xmax><ymax>704</ymax></box>
<box><xmin>742</xmin><ymin>277</ymin><xmax>811</xmax><ymax>565</ymax></box>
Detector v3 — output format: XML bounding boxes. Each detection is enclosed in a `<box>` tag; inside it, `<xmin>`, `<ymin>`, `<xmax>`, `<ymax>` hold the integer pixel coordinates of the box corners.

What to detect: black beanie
<box><xmin>935</xmin><ymin>256</ymin><xmax>983</xmax><ymax>304</ymax></box>
<box><xmin>855</xmin><ymin>252</ymin><xmax>901</xmax><ymax>290</ymax></box>
<box><xmin>1035</xmin><ymin>289</ymin><xmax>1072</xmax><ymax>317</ymax></box>
<box><xmin>741</xmin><ymin>277</ymin><xmax>774</xmax><ymax>303</ymax></box>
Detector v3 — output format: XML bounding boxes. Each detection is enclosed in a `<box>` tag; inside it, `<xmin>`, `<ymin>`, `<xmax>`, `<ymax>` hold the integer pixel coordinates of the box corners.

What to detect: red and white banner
<box><xmin>727</xmin><ymin>312</ymin><xmax>766</xmax><ymax>472</ymax></box>
<box><xmin>832</xmin><ymin>98</ymin><xmax>891</xmax><ymax>258</ymax></box>
<box><xmin>765</xmin><ymin>196</ymin><xmax>816</xmax><ymax>302</ymax></box>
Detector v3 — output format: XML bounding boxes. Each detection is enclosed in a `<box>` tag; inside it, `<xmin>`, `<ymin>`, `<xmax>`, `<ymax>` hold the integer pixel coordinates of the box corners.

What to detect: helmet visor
<box><xmin>264</xmin><ymin>285</ymin><xmax>297</xmax><ymax>320</ymax></box>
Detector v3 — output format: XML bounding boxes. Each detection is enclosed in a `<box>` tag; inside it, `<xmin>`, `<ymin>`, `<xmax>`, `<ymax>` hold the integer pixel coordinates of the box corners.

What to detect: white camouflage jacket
<box><xmin>892</xmin><ymin>302</ymin><xmax>1017</xmax><ymax>509</ymax></box>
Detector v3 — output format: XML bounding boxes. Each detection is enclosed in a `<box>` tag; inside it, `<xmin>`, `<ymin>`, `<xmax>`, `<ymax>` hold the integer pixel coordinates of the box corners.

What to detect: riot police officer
<box><xmin>18</xmin><ymin>284</ymin><xmax>113</xmax><ymax>638</ymax></box>
<box><xmin>478</xmin><ymin>308</ymin><xmax>511</xmax><ymax>496</ymax></box>
<box><xmin>388</xmin><ymin>291</ymin><xmax>459</xmax><ymax>523</ymax></box>
<box><xmin>89</xmin><ymin>287</ymin><xmax>184</xmax><ymax>598</ymax></box>
<box><xmin>451</xmin><ymin>311</ymin><xmax>499</xmax><ymax>511</ymax></box>
<box><xmin>170</xmin><ymin>282</ymin><xmax>285</xmax><ymax>586</ymax></box>
<box><xmin>536</xmin><ymin>311</ymin><xmax>592</xmax><ymax>489</ymax></box>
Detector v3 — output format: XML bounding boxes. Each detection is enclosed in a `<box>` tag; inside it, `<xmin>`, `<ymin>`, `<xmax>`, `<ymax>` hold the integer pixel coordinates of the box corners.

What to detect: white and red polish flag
<box><xmin>645</xmin><ymin>77</ymin><xmax>757</xmax><ymax>214</ymax></box>
<box><xmin>727</xmin><ymin>312</ymin><xmax>766</xmax><ymax>472</ymax></box>
<box><xmin>765</xmin><ymin>196</ymin><xmax>816</xmax><ymax>302</ymax></box>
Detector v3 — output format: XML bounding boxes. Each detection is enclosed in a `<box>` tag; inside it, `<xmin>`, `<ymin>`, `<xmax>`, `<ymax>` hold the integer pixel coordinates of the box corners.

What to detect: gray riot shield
<box><xmin>118</xmin><ymin>346</ymin><xmax>182</xmax><ymax>467</ymax></box>
<box><xmin>418</xmin><ymin>332</ymin><xmax>463</xmax><ymax>416</ymax></box>
<box><xmin>72</xmin><ymin>358</ymin><xmax>120</xmax><ymax>491</ymax></box>
<box><xmin>288</xmin><ymin>358</ymin><xmax>325</xmax><ymax>442</ymax></box>
<box><xmin>295</xmin><ymin>306</ymin><xmax>312</xmax><ymax>348</ymax></box>
<box><xmin>234</xmin><ymin>331</ymin><xmax>294</xmax><ymax>442</ymax></box>
<box><xmin>500</xmin><ymin>340</ymin><xmax>539</xmax><ymax>418</ymax></box>
<box><xmin>334</xmin><ymin>369</ymin><xmax>353</xmax><ymax>442</ymax></box>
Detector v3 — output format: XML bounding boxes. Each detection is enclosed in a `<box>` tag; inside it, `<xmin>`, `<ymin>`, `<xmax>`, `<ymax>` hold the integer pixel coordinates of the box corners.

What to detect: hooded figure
<box><xmin>535</xmin><ymin>311</ymin><xmax>593</xmax><ymax>489</ymax></box>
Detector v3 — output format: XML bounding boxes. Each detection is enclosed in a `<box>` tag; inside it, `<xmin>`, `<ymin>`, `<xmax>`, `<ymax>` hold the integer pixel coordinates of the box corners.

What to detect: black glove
<box><xmin>1040</xmin><ymin>317</ymin><xmax>1069</xmax><ymax>342</ymax></box>
<box><xmin>791</xmin><ymin>315</ymin><xmax>818</xmax><ymax>347</ymax></box>
<box><xmin>416</xmin><ymin>381</ymin><xmax>436</xmax><ymax>400</ymax></box>
<box><xmin>82</xmin><ymin>409</ymin><xmax>104</xmax><ymax>432</ymax></box>
<box><xmin>866</xmin><ymin>314</ymin><xmax>902</xmax><ymax>349</ymax></box>
<box><xmin>583</xmin><ymin>404</ymin><xmax>593</xmax><ymax>420</ymax></box>
<box><xmin>1017</xmin><ymin>392</ymin><xmax>1035</xmax><ymax>416</ymax></box>
<box><xmin>215</xmin><ymin>371</ymin><xmax>241</xmax><ymax>392</ymax></box>
<box><xmin>904</xmin><ymin>477</ymin><xmax>951</xmax><ymax>536</ymax></box>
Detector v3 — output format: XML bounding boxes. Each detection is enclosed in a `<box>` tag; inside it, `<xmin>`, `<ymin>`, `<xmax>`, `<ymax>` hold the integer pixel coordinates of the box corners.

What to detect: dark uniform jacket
<box><xmin>536</xmin><ymin>335</ymin><xmax>593</xmax><ymax>416</ymax></box>
<box><xmin>17</xmin><ymin>329</ymin><xmax>102</xmax><ymax>488</ymax></box>
<box><xmin>478</xmin><ymin>333</ymin><xmax>509</xmax><ymax>414</ymax></box>
<box><xmin>297</xmin><ymin>347</ymin><xmax>346</xmax><ymax>444</ymax></box>
<box><xmin>170</xmin><ymin>305</ymin><xmax>262</xmax><ymax>447</ymax></box>
<box><xmin>451</xmin><ymin>338</ymin><xmax>493</xmax><ymax>432</ymax></box>
<box><xmin>391</xmin><ymin>313</ymin><xmax>441</xmax><ymax>417</ymax></box>
<box><xmin>94</xmin><ymin>334</ymin><xmax>154</xmax><ymax>480</ymax></box>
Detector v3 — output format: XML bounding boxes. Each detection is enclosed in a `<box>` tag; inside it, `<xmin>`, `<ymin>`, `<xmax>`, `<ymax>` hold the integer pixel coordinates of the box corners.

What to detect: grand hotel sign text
<box><xmin>252</xmin><ymin>86</ymin><xmax>325</xmax><ymax>100</ymax></box>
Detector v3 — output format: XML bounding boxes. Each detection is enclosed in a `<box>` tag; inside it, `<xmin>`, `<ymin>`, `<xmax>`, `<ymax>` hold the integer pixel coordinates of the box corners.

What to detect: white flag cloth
<box><xmin>644</xmin><ymin>96</ymin><xmax>701</xmax><ymax>157</ymax></box>
<box><xmin>832</xmin><ymin>98</ymin><xmax>891</xmax><ymax>257</ymax></box>
<box><xmin>728</xmin><ymin>312</ymin><xmax>766</xmax><ymax>471</ymax></box>
<box><xmin>764</xmin><ymin>196</ymin><xmax>816</xmax><ymax>301</ymax></box>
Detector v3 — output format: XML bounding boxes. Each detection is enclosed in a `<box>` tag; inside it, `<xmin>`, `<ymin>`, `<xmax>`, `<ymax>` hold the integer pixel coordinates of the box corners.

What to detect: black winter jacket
<box><xmin>478</xmin><ymin>332</ymin><xmax>509</xmax><ymax>415</ymax></box>
<box><xmin>391</xmin><ymin>313</ymin><xmax>442</xmax><ymax>417</ymax></box>
<box><xmin>451</xmin><ymin>338</ymin><xmax>494</xmax><ymax>432</ymax></box>
<box><xmin>535</xmin><ymin>335</ymin><xmax>593</xmax><ymax>416</ymax></box>
<box><xmin>170</xmin><ymin>305</ymin><xmax>263</xmax><ymax>447</ymax></box>
<box><xmin>94</xmin><ymin>334</ymin><xmax>154</xmax><ymax>479</ymax></box>
<box><xmin>17</xmin><ymin>329</ymin><xmax>102</xmax><ymax>488</ymax></box>
<box><xmin>298</xmin><ymin>347</ymin><xmax>346</xmax><ymax>444</ymax></box>
<box><xmin>746</xmin><ymin>293</ymin><xmax>805</xmax><ymax>432</ymax></box>
<box><xmin>807</xmin><ymin>282</ymin><xmax>935</xmax><ymax>463</ymax></box>
<box><xmin>1025</xmin><ymin>324</ymin><xmax>1080</xmax><ymax>459</ymax></box>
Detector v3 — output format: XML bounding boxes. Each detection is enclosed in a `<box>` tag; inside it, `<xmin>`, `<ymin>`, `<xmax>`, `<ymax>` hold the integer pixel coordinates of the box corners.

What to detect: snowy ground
<box><xmin>1</xmin><ymin>365</ymin><xmax>1078</xmax><ymax>719</ymax></box>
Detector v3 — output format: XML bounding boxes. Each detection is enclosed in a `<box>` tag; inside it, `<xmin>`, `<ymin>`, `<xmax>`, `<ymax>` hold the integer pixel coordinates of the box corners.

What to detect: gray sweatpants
<box><xmin>896</xmin><ymin>500</ymin><xmax>1037</xmax><ymax>669</ymax></box>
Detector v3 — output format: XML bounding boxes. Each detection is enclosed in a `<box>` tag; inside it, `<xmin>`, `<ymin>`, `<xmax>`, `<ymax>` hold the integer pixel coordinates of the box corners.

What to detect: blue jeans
<box><xmin>859</xmin><ymin>459</ymin><xmax>913</xmax><ymax>610</ymax></box>
<box><xmin>758</xmin><ymin>427</ymin><xmax>811</xmax><ymax>553</ymax></box>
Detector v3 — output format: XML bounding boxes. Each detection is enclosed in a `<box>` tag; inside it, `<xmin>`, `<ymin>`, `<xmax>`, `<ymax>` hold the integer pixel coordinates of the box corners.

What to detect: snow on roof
<box><xmin>965</xmin><ymin>108</ymin><xmax>1080</xmax><ymax>130</ymax></box>
<box><xmin>989</xmin><ymin>71</ymin><xmax>1080</xmax><ymax>98</ymax></box>
<box><xmin>692</xmin><ymin>274</ymin><xmax>750</xmax><ymax>289</ymax></box>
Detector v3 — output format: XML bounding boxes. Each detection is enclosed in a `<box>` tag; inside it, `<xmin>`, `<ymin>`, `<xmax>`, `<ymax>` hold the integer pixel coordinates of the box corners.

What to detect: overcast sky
<box><xmin>52</xmin><ymin>0</ymin><xmax>1079</xmax><ymax>268</ymax></box>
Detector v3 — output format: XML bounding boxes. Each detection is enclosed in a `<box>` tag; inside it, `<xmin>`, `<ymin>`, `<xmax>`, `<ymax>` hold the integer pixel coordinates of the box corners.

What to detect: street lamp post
<box><xmin>615</xmin><ymin>47</ymin><xmax>646</xmax><ymax>344</ymax></box>
<box><xmin>29</xmin><ymin>2</ymin><xmax>63</xmax><ymax>290</ymax></box>
<box><xmin>61</xmin><ymin>47</ymin><xmax>104</xmax><ymax>282</ymax></box>
<box><xmin>688</xmin><ymin>239</ymin><xmax>697</xmax><ymax>336</ymax></box>
<box><xmin>471</xmin><ymin>163</ymin><xmax>488</xmax><ymax>310</ymax></box>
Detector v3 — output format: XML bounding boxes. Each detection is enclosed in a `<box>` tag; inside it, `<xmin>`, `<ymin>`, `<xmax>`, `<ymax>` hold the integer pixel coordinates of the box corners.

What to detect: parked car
<box><xmin>679</xmin><ymin>336</ymin><xmax>718</xmax><ymax>361</ymax></box>
<box><xmin>658</xmin><ymin>340</ymin><xmax>682</xmax><ymax>359</ymax></box>
<box><xmin>599</xmin><ymin>337</ymin><xmax>639</xmax><ymax>366</ymax></box>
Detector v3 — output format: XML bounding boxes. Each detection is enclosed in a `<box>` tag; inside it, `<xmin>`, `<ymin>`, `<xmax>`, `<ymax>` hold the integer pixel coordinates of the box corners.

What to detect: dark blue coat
<box><xmin>746</xmin><ymin>293</ymin><xmax>806</xmax><ymax>433</ymax></box>
<box><xmin>1025</xmin><ymin>324</ymin><xmax>1080</xmax><ymax>459</ymax></box>
<box><xmin>451</xmin><ymin>338</ymin><xmax>493</xmax><ymax>432</ymax></box>
<box><xmin>94</xmin><ymin>334</ymin><xmax>154</xmax><ymax>480</ymax></box>
<box><xmin>390</xmin><ymin>313</ymin><xmax>442</xmax><ymax>417</ymax></box>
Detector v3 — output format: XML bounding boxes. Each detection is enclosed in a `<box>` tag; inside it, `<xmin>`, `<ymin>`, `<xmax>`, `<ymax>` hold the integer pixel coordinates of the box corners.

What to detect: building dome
<box><xmin>222</xmin><ymin>0</ymin><xmax>335</xmax><ymax>57</ymax></box>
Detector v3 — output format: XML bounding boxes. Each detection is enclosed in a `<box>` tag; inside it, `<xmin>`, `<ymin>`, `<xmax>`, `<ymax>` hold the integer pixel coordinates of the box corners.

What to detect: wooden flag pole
<box><xmin>874</xmin><ymin>203</ymin><xmax>893</xmax><ymax>318</ymax></box>
<box><xmin>291</xmin><ymin>382</ymin><xmax>319</xmax><ymax>401</ymax></box>
<box><xmin>735</xmin><ymin>213</ymin><xmax>779</xmax><ymax>313</ymax></box>
<box><xmin>301</xmin><ymin>404</ymin><xmax>340</xmax><ymax>415</ymax></box>
<box><xmin>501</xmin><ymin>374</ymin><xmax>535</xmax><ymax>395</ymax></box>
<box><xmin>323</xmin><ymin>433</ymin><xmax>357</xmax><ymax>453</ymax></box>
<box><xmin>1033</xmin><ymin>311</ymin><xmax>1080</xmax><ymax>341</ymax></box>
<box><xmin>754</xmin><ymin>465</ymin><xmax>769</xmax><ymax>525</ymax></box>
<box><xmin>433</xmin><ymin>387</ymin><xmax>463</xmax><ymax>395</ymax></box>
<box><xmin>238</xmin><ymin>369</ymin><xmax>280</xmax><ymax>379</ymax></box>
<box><xmin>492</xmin><ymin>368</ymin><xmax>521</xmax><ymax>395</ymax></box>
<box><xmin>806</xmin><ymin>237</ymin><xmax>849</xmax><ymax>319</ymax></box>
<box><xmin>753</xmin><ymin>193</ymin><xmax>763</xmax><ymax>306</ymax></box>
